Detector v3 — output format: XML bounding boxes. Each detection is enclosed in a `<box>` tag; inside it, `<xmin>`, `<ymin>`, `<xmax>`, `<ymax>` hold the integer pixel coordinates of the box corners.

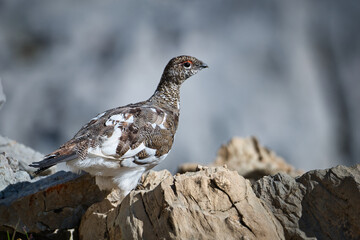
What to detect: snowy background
<box><xmin>0</xmin><ymin>0</ymin><xmax>359</xmax><ymax>173</ymax></box>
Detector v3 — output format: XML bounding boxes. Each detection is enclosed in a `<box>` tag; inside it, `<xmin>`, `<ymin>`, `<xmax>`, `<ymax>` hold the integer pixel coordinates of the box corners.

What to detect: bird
<box><xmin>30</xmin><ymin>55</ymin><xmax>208</xmax><ymax>199</ymax></box>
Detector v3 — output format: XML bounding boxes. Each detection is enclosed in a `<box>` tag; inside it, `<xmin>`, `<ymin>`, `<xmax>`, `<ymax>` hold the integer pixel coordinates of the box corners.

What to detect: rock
<box><xmin>79</xmin><ymin>170</ymin><xmax>173</xmax><ymax>240</ymax></box>
<box><xmin>79</xmin><ymin>190</ymin><xmax>122</xmax><ymax>240</ymax></box>
<box><xmin>0</xmin><ymin>79</ymin><xmax>5</xmax><ymax>110</ymax></box>
<box><xmin>253</xmin><ymin>164</ymin><xmax>360</xmax><ymax>240</ymax></box>
<box><xmin>176</xmin><ymin>162</ymin><xmax>199</xmax><ymax>174</ymax></box>
<box><xmin>0</xmin><ymin>171</ymin><xmax>108</xmax><ymax>239</ymax></box>
<box><xmin>0</xmin><ymin>135</ymin><xmax>51</xmax><ymax>176</ymax></box>
<box><xmin>213</xmin><ymin>137</ymin><xmax>303</xmax><ymax>180</ymax></box>
<box><xmin>0</xmin><ymin>153</ymin><xmax>31</xmax><ymax>191</ymax></box>
<box><xmin>177</xmin><ymin>137</ymin><xmax>302</xmax><ymax>181</ymax></box>
<box><xmin>0</xmin><ymin>135</ymin><xmax>51</xmax><ymax>191</ymax></box>
<box><xmin>80</xmin><ymin>164</ymin><xmax>360</xmax><ymax>240</ymax></box>
<box><xmin>1</xmin><ymin>135</ymin><xmax>359</xmax><ymax>240</ymax></box>
<box><xmin>109</xmin><ymin>166</ymin><xmax>285</xmax><ymax>240</ymax></box>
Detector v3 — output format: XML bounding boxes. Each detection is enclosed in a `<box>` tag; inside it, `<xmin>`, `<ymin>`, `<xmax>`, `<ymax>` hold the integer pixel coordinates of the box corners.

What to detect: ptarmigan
<box><xmin>30</xmin><ymin>55</ymin><xmax>208</xmax><ymax>199</ymax></box>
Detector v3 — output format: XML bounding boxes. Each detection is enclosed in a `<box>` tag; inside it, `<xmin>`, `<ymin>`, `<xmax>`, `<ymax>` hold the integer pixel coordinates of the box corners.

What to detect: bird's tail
<box><xmin>30</xmin><ymin>146</ymin><xmax>78</xmax><ymax>174</ymax></box>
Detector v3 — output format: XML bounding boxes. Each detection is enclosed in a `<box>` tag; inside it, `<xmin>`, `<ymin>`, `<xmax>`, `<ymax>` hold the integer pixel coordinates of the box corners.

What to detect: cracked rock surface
<box><xmin>85</xmin><ymin>167</ymin><xmax>285</xmax><ymax>240</ymax></box>
<box><xmin>253</xmin><ymin>164</ymin><xmax>360</xmax><ymax>240</ymax></box>
<box><xmin>0</xmin><ymin>136</ymin><xmax>46</xmax><ymax>191</ymax></box>
<box><xmin>0</xmin><ymin>171</ymin><xmax>108</xmax><ymax>239</ymax></box>
<box><xmin>85</xmin><ymin>164</ymin><xmax>360</xmax><ymax>240</ymax></box>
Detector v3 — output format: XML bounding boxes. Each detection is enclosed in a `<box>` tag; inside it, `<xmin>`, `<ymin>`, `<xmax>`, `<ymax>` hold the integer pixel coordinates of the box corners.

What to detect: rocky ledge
<box><xmin>0</xmin><ymin>136</ymin><xmax>359</xmax><ymax>240</ymax></box>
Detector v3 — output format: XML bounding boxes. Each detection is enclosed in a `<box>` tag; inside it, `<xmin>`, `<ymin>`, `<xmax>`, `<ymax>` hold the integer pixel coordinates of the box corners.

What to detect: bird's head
<box><xmin>162</xmin><ymin>55</ymin><xmax>208</xmax><ymax>84</ymax></box>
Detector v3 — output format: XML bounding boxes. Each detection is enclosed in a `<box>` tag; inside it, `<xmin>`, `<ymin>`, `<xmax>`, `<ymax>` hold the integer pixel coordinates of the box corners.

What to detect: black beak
<box><xmin>200</xmin><ymin>62</ymin><xmax>208</xmax><ymax>69</ymax></box>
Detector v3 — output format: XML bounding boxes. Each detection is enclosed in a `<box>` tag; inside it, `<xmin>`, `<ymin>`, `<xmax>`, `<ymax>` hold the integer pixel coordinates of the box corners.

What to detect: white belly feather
<box><xmin>66</xmin><ymin>148</ymin><xmax>168</xmax><ymax>193</ymax></box>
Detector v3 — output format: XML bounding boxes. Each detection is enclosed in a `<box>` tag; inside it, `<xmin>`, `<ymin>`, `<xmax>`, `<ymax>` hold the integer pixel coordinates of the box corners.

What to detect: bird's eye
<box><xmin>183</xmin><ymin>61</ymin><xmax>192</xmax><ymax>69</ymax></box>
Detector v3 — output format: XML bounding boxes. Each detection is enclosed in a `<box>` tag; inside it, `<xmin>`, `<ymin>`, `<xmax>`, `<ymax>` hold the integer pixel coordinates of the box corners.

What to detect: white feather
<box><xmin>100</xmin><ymin>127</ymin><xmax>122</xmax><ymax>156</ymax></box>
<box><xmin>145</xmin><ymin>147</ymin><xmax>156</xmax><ymax>155</ymax></box>
<box><xmin>106</xmin><ymin>113</ymin><xmax>134</xmax><ymax>126</ymax></box>
<box><xmin>87</xmin><ymin>127</ymin><xmax>122</xmax><ymax>158</ymax></box>
<box><xmin>112</xmin><ymin>166</ymin><xmax>146</xmax><ymax>196</ymax></box>
<box><xmin>67</xmin><ymin>156</ymin><xmax>119</xmax><ymax>176</ymax></box>
<box><xmin>149</xmin><ymin>113</ymin><xmax>167</xmax><ymax>129</ymax></box>
<box><xmin>158</xmin><ymin>113</ymin><xmax>167</xmax><ymax>129</ymax></box>
<box><xmin>122</xmin><ymin>142</ymin><xmax>146</xmax><ymax>158</ymax></box>
<box><xmin>91</xmin><ymin>112</ymin><xmax>106</xmax><ymax>121</ymax></box>
<box><xmin>108</xmin><ymin>114</ymin><xmax>126</xmax><ymax>122</ymax></box>
<box><xmin>67</xmin><ymin>149</ymin><xmax>170</xmax><ymax>195</ymax></box>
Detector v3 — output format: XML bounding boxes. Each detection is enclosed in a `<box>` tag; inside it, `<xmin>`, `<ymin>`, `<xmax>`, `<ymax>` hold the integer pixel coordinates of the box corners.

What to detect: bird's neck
<box><xmin>149</xmin><ymin>75</ymin><xmax>181</xmax><ymax>112</ymax></box>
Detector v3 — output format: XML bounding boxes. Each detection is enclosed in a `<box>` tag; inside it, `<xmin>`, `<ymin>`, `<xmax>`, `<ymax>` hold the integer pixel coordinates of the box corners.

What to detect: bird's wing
<box><xmin>31</xmin><ymin>103</ymin><xmax>175</xmax><ymax>173</ymax></box>
<box><xmin>86</xmin><ymin>104</ymin><xmax>174</xmax><ymax>164</ymax></box>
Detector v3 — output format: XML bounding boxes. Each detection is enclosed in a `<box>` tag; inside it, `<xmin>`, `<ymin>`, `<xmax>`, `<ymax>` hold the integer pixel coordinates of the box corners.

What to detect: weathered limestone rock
<box><xmin>179</xmin><ymin>137</ymin><xmax>303</xmax><ymax>180</ymax></box>
<box><xmin>213</xmin><ymin>137</ymin><xmax>303</xmax><ymax>180</ymax></box>
<box><xmin>79</xmin><ymin>190</ymin><xmax>122</xmax><ymax>240</ymax></box>
<box><xmin>0</xmin><ymin>153</ymin><xmax>31</xmax><ymax>191</ymax></box>
<box><xmin>109</xmin><ymin>166</ymin><xmax>285</xmax><ymax>240</ymax></box>
<box><xmin>0</xmin><ymin>135</ymin><xmax>54</xmax><ymax>192</ymax></box>
<box><xmin>177</xmin><ymin>162</ymin><xmax>199</xmax><ymax>174</ymax></box>
<box><xmin>0</xmin><ymin>135</ymin><xmax>51</xmax><ymax>177</ymax></box>
<box><xmin>253</xmin><ymin>164</ymin><xmax>360</xmax><ymax>240</ymax></box>
<box><xmin>0</xmin><ymin>136</ymin><xmax>43</xmax><ymax>166</ymax></box>
<box><xmin>80</xmin><ymin>164</ymin><xmax>360</xmax><ymax>240</ymax></box>
<box><xmin>79</xmin><ymin>170</ymin><xmax>173</xmax><ymax>240</ymax></box>
<box><xmin>0</xmin><ymin>171</ymin><xmax>108</xmax><ymax>238</ymax></box>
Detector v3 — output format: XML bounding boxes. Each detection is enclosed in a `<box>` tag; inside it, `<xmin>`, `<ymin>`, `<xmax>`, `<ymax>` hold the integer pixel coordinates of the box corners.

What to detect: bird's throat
<box><xmin>150</xmin><ymin>77</ymin><xmax>181</xmax><ymax>112</ymax></box>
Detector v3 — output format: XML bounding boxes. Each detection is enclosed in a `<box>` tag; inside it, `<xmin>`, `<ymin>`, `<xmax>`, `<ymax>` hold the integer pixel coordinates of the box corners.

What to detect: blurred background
<box><xmin>0</xmin><ymin>0</ymin><xmax>359</xmax><ymax>173</ymax></box>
